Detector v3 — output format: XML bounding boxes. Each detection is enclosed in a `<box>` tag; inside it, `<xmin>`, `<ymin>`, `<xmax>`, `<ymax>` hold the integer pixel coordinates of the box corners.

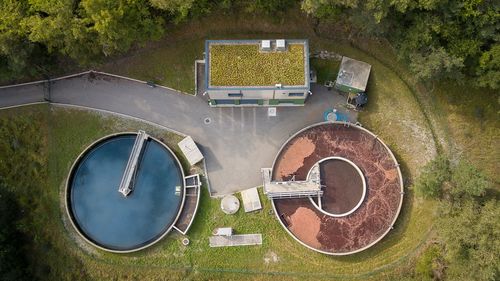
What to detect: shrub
<box><xmin>415</xmin><ymin>245</ymin><xmax>443</xmax><ymax>281</ymax></box>
<box><xmin>413</xmin><ymin>155</ymin><xmax>450</xmax><ymax>199</ymax></box>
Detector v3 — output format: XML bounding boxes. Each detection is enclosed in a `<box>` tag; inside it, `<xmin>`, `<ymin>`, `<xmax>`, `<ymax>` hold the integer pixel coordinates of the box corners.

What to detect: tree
<box><xmin>476</xmin><ymin>44</ymin><xmax>500</xmax><ymax>89</ymax></box>
<box><xmin>0</xmin><ymin>183</ymin><xmax>33</xmax><ymax>281</ymax></box>
<box><xmin>0</xmin><ymin>0</ymin><xmax>37</xmax><ymax>80</ymax></box>
<box><xmin>413</xmin><ymin>155</ymin><xmax>450</xmax><ymax>199</ymax></box>
<box><xmin>245</xmin><ymin>0</ymin><xmax>297</xmax><ymax>15</ymax></box>
<box><xmin>148</xmin><ymin>0</ymin><xmax>195</xmax><ymax>21</ymax></box>
<box><xmin>414</xmin><ymin>245</ymin><xmax>444</xmax><ymax>281</ymax></box>
<box><xmin>1</xmin><ymin>0</ymin><xmax>166</xmax><ymax>77</ymax></box>
<box><xmin>301</xmin><ymin>0</ymin><xmax>500</xmax><ymax>89</ymax></box>
<box><xmin>438</xmin><ymin>199</ymin><xmax>500</xmax><ymax>281</ymax></box>
<box><xmin>409</xmin><ymin>47</ymin><xmax>464</xmax><ymax>82</ymax></box>
<box><xmin>450</xmin><ymin>160</ymin><xmax>490</xmax><ymax>199</ymax></box>
<box><xmin>80</xmin><ymin>0</ymin><xmax>164</xmax><ymax>57</ymax></box>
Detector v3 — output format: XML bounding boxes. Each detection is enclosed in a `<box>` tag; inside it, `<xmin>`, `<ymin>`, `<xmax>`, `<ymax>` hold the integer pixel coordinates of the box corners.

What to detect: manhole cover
<box><xmin>268</xmin><ymin>107</ymin><xmax>277</xmax><ymax>117</ymax></box>
<box><xmin>204</xmin><ymin>117</ymin><xmax>212</xmax><ymax>124</ymax></box>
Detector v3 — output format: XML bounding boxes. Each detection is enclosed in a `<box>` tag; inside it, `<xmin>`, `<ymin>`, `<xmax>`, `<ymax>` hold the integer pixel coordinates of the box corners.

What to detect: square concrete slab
<box><xmin>178</xmin><ymin>136</ymin><xmax>204</xmax><ymax>166</ymax></box>
<box><xmin>241</xmin><ymin>187</ymin><xmax>262</xmax><ymax>212</ymax></box>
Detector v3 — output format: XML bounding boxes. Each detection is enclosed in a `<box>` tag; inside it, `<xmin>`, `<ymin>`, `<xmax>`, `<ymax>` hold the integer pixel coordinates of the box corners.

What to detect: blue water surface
<box><xmin>70</xmin><ymin>135</ymin><xmax>183</xmax><ymax>251</ymax></box>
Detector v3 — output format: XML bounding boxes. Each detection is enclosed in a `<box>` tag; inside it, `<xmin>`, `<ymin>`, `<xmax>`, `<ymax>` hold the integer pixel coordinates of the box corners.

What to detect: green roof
<box><xmin>208</xmin><ymin>42</ymin><xmax>307</xmax><ymax>87</ymax></box>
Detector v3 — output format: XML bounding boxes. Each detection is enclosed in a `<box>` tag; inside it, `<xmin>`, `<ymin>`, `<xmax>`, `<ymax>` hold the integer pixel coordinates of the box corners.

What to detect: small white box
<box><xmin>261</xmin><ymin>40</ymin><xmax>271</xmax><ymax>51</ymax></box>
<box><xmin>276</xmin><ymin>39</ymin><xmax>286</xmax><ymax>51</ymax></box>
<box><xmin>213</xmin><ymin>227</ymin><xmax>233</xmax><ymax>236</ymax></box>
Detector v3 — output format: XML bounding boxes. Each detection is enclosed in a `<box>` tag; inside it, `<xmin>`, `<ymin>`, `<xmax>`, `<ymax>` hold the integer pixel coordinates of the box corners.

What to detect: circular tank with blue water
<box><xmin>65</xmin><ymin>132</ymin><xmax>185</xmax><ymax>253</ymax></box>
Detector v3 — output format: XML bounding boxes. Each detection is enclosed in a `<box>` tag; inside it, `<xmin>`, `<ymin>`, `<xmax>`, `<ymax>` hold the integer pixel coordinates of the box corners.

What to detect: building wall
<box><xmin>334</xmin><ymin>84</ymin><xmax>362</xmax><ymax>93</ymax></box>
<box><xmin>207</xmin><ymin>88</ymin><xmax>307</xmax><ymax>106</ymax></box>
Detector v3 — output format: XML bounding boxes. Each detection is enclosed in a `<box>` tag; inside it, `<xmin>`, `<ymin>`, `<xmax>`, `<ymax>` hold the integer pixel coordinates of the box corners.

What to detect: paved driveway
<box><xmin>0</xmin><ymin>83</ymin><xmax>45</xmax><ymax>107</ymax></box>
<box><xmin>0</xmin><ymin>73</ymin><xmax>356</xmax><ymax>196</ymax></box>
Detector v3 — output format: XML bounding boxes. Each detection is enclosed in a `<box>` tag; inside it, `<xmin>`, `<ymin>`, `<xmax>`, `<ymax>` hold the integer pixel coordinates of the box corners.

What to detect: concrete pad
<box><xmin>209</xmin><ymin>234</ymin><xmax>262</xmax><ymax>247</ymax></box>
<box><xmin>178</xmin><ymin>136</ymin><xmax>204</xmax><ymax>166</ymax></box>
<box><xmin>240</xmin><ymin>187</ymin><xmax>262</xmax><ymax>212</ymax></box>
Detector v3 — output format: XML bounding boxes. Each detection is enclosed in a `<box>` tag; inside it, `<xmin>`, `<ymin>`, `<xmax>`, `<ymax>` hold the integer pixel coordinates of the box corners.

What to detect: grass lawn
<box><xmin>430</xmin><ymin>82</ymin><xmax>499</xmax><ymax>185</ymax></box>
<box><xmin>310</xmin><ymin>58</ymin><xmax>340</xmax><ymax>84</ymax></box>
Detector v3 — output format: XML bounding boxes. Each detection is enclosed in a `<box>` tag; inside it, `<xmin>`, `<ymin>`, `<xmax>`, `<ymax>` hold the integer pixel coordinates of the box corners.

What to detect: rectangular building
<box><xmin>205</xmin><ymin>39</ymin><xmax>310</xmax><ymax>106</ymax></box>
<box><xmin>335</xmin><ymin>56</ymin><xmax>371</xmax><ymax>93</ymax></box>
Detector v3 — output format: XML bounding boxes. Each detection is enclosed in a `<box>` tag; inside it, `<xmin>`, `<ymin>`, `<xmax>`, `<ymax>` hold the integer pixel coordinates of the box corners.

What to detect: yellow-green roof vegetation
<box><xmin>209</xmin><ymin>43</ymin><xmax>306</xmax><ymax>87</ymax></box>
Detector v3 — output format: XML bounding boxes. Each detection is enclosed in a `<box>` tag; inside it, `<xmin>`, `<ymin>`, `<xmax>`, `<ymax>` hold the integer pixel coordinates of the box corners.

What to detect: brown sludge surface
<box><xmin>273</xmin><ymin>124</ymin><xmax>403</xmax><ymax>254</ymax></box>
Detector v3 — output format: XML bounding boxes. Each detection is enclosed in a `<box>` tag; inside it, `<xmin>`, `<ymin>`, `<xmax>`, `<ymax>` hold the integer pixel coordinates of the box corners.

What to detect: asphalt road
<box><xmin>0</xmin><ymin>73</ymin><xmax>356</xmax><ymax>196</ymax></box>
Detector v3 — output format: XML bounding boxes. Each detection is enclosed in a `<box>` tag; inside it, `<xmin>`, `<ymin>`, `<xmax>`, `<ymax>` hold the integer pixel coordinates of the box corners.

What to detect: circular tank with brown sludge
<box><xmin>271</xmin><ymin>122</ymin><xmax>404</xmax><ymax>255</ymax></box>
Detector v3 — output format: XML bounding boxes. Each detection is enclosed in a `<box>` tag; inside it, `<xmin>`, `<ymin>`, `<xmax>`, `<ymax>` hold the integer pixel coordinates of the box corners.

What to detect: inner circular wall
<box><xmin>308</xmin><ymin>157</ymin><xmax>366</xmax><ymax>217</ymax></box>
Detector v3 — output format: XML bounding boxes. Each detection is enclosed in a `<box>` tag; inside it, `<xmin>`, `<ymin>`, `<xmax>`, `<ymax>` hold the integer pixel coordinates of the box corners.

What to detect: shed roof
<box><xmin>336</xmin><ymin>57</ymin><xmax>371</xmax><ymax>92</ymax></box>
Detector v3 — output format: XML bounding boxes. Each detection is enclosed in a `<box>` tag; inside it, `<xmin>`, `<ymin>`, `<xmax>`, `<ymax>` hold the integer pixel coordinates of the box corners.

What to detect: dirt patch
<box><xmin>264</xmin><ymin>251</ymin><xmax>280</xmax><ymax>264</ymax></box>
<box><xmin>288</xmin><ymin>207</ymin><xmax>322</xmax><ymax>249</ymax></box>
<box><xmin>275</xmin><ymin>136</ymin><xmax>316</xmax><ymax>179</ymax></box>
<box><xmin>273</xmin><ymin>123</ymin><xmax>403</xmax><ymax>254</ymax></box>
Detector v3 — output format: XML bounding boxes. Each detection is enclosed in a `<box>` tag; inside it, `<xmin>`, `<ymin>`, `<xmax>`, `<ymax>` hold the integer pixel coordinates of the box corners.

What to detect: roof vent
<box><xmin>261</xmin><ymin>40</ymin><xmax>271</xmax><ymax>51</ymax></box>
<box><xmin>276</xmin><ymin>39</ymin><xmax>286</xmax><ymax>51</ymax></box>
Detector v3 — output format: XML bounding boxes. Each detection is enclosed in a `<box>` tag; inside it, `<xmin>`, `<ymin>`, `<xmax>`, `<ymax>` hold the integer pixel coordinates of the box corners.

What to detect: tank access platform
<box><xmin>118</xmin><ymin>130</ymin><xmax>149</xmax><ymax>197</ymax></box>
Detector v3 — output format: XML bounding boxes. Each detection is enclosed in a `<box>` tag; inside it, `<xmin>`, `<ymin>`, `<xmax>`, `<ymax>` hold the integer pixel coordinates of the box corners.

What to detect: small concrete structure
<box><xmin>240</xmin><ymin>187</ymin><xmax>262</xmax><ymax>212</ymax></box>
<box><xmin>335</xmin><ymin>57</ymin><xmax>371</xmax><ymax>93</ymax></box>
<box><xmin>213</xmin><ymin>227</ymin><xmax>233</xmax><ymax>236</ymax></box>
<box><xmin>209</xmin><ymin>234</ymin><xmax>262</xmax><ymax>247</ymax></box>
<box><xmin>221</xmin><ymin>195</ymin><xmax>240</xmax><ymax>214</ymax></box>
<box><xmin>178</xmin><ymin>136</ymin><xmax>203</xmax><ymax>166</ymax></box>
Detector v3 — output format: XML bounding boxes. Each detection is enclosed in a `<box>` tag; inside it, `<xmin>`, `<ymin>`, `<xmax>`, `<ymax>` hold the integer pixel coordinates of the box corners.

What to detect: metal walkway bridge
<box><xmin>118</xmin><ymin>130</ymin><xmax>149</xmax><ymax>197</ymax></box>
<box><xmin>261</xmin><ymin>165</ymin><xmax>323</xmax><ymax>199</ymax></box>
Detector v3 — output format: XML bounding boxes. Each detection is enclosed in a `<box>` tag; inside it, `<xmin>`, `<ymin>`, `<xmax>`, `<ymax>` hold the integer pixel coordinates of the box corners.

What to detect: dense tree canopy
<box><xmin>438</xmin><ymin>199</ymin><xmax>499</xmax><ymax>281</ymax></box>
<box><xmin>412</xmin><ymin>155</ymin><xmax>498</xmax><ymax>281</ymax></box>
<box><xmin>0</xmin><ymin>182</ymin><xmax>33</xmax><ymax>281</ymax></box>
<box><xmin>302</xmin><ymin>0</ymin><xmax>500</xmax><ymax>88</ymax></box>
<box><xmin>0</xmin><ymin>0</ymin><xmax>164</xmax><ymax>78</ymax></box>
<box><xmin>1</xmin><ymin>0</ymin><xmax>498</xmax><ymax>88</ymax></box>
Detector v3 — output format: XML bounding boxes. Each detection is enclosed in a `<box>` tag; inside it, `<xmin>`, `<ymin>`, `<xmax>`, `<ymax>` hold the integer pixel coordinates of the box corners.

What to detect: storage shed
<box><xmin>335</xmin><ymin>57</ymin><xmax>371</xmax><ymax>93</ymax></box>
